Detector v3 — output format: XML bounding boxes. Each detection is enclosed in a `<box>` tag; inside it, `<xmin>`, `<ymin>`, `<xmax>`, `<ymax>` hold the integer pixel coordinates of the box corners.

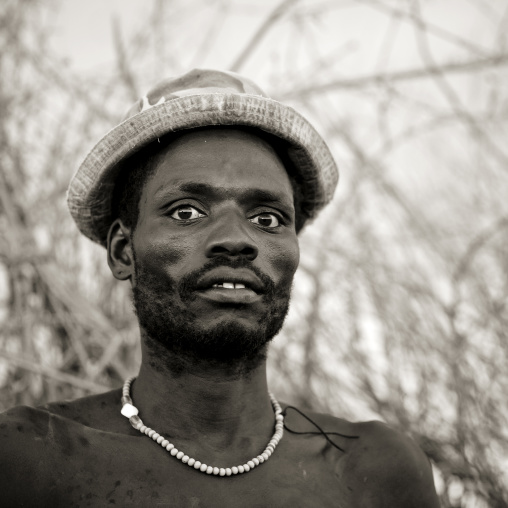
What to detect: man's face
<box><xmin>129</xmin><ymin>128</ymin><xmax>300</xmax><ymax>373</ymax></box>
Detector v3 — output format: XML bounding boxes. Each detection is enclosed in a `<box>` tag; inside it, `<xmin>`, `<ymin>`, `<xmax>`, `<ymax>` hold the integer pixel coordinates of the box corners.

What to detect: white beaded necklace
<box><xmin>121</xmin><ymin>376</ymin><xmax>284</xmax><ymax>476</ymax></box>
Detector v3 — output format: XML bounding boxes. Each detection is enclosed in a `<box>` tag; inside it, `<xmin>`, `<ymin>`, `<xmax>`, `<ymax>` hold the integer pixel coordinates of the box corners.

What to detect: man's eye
<box><xmin>170</xmin><ymin>205</ymin><xmax>205</xmax><ymax>221</ymax></box>
<box><xmin>250</xmin><ymin>213</ymin><xmax>280</xmax><ymax>228</ymax></box>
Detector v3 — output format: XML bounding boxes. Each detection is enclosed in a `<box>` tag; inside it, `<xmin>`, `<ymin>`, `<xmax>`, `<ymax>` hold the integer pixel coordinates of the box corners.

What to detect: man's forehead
<box><xmin>145</xmin><ymin>128</ymin><xmax>294</xmax><ymax>195</ymax></box>
<box><xmin>152</xmin><ymin>181</ymin><xmax>295</xmax><ymax>210</ymax></box>
<box><xmin>156</xmin><ymin>126</ymin><xmax>285</xmax><ymax>157</ymax></box>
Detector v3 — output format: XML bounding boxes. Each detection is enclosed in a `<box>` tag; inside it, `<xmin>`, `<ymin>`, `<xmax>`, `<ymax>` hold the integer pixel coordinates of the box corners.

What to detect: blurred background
<box><xmin>1</xmin><ymin>0</ymin><xmax>507</xmax><ymax>505</ymax></box>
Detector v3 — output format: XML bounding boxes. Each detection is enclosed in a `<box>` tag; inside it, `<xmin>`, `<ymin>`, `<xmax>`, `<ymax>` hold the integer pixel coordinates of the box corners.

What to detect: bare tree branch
<box><xmin>112</xmin><ymin>15</ymin><xmax>139</xmax><ymax>101</ymax></box>
<box><xmin>0</xmin><ymin>350</ymin><xmax>109</xmax><ymax>393</ymax></box>
<box><xmin>281</xmin><ymin>53</ymin><xmax>508</xmax><ymax>99</ymax></box>
<box><xmin>229</xmin><ymin>0</ymin><xmax>300</xmax><ymax>72</ymax></box>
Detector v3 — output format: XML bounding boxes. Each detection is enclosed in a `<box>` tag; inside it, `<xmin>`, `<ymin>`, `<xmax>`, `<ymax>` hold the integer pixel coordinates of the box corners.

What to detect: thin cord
<box><xmin>282</xmin><ymin>405</ymin><xmax>359</xmax><ymax>453</ymax></box>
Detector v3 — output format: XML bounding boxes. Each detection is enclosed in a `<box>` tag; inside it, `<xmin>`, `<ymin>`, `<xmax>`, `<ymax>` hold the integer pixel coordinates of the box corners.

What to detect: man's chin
<box><xmin>132</xmin><ymin>262</ymin><xmax>291</xmax><ymax>376</ymax></box>
<box><xmin>143</xmin><ymin>319</ymin><xmax>272</xmax><ymax>377</ymax></box>
<box><xmin>153</xmin><ymin>318</ymin><xmax>271</xmax><ymax>357</ymax></box>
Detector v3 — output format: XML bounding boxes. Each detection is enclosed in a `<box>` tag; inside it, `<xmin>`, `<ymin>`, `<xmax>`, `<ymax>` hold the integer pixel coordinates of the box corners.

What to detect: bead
<box><xmin>121</xmin><ymin>377</ymin><xmax>284</xmax><ymax>478</ymax></box>
<box><xmin>121</xmin><ymin>403</ymin><xmax>139</xmax><ymax>418</ymax></box>
<box><xmin>129</xmin><ymin>415</ymin><xmax>143</xmax><ymax>429</ymax></box>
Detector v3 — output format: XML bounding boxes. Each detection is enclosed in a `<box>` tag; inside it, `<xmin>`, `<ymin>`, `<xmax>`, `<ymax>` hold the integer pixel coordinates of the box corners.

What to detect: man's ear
<box><xmin>107</xmin><ymin>219</ymin><xmax>134</xmax><ymax>281</ymax></box>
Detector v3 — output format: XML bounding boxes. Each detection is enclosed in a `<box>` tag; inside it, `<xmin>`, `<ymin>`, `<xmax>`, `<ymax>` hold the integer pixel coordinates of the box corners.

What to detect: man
<box><xmin>0</xmin><ymin>69</ymin><xmax>439</xmax><ymax>506</ymax></box>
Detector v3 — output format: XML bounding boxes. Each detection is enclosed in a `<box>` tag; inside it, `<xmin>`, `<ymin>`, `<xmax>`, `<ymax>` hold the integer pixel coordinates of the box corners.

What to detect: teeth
<box><xmin>212</xmin><ymin>282</ymin><xmax>247</xmax><ymax>289</ymax></box>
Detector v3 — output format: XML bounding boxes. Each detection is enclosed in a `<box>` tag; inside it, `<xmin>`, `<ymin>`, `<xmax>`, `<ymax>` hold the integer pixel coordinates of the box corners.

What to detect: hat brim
<box><xmin>67</xmin><ymin>93</ymin><xmax>338</xmax><ymax>246</ymax></box>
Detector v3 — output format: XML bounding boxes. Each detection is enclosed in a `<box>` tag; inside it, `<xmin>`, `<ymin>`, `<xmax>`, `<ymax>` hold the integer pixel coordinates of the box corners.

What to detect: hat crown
<box><xmin>123</xmin><ymin>68</ymin><xmax>269</xmax><ymax>120</ymax></box>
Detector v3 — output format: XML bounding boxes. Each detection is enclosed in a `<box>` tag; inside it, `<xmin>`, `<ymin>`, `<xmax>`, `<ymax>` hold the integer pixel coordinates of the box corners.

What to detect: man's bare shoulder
<box><xmin>295</xmin><ymin>409</ymin><xmax>440</xmax><ymax>507</ymax></box>
<box><xmin>40</xmin><ymin>388</ymin><xmax>125</xmax><ymax>430</ymax></box>
<box><xmin>1</xmin><ymin>388</ymin><xmax>123</xmax><ymax>434</ymax></box>
<box><xmin>0</xmin><ymin>390</ymin><xmax>127</xmax><ymax>505</ymax></box>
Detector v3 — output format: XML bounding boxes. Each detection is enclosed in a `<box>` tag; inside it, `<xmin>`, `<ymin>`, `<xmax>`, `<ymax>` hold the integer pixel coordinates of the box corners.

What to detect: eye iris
<box><xmin>177</xmin><ymin>207</ymin><xmax>194</xmax><ymax>220</ymax></box>
<box><xmin>258</xmin><ymin>214</ymin><xmax>276</xmax><ymax>227</ymax></box>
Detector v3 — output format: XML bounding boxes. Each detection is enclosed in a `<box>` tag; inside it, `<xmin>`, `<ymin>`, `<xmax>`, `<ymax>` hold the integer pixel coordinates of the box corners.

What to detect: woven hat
<box><xmin>67</xmin><ymin>68</ymin><xmax>339</xmax><ymax>246</ymax></box>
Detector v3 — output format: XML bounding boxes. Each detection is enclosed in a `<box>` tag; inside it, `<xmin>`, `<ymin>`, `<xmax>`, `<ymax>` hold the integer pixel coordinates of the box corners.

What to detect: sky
<box><xmin>51</xmin><ymin>0</ymin><xmax>270</xmax><ymax>72</ymax></box>
<box><xmin>51</xmin><ymin>0</ymin><xmax>491</xmax><ymax>77</ymax></box>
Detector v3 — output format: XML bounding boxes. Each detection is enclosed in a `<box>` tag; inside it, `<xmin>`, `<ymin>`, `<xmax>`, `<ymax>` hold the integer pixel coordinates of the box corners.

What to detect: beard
<box><xmin>131</xmin><ymin>255</ymin><xmax>292</xmax><ymax>377</ymax></box>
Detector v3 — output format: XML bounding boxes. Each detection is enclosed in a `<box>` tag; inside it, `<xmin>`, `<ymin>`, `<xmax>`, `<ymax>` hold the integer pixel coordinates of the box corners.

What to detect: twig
<box><xmin>359</xmin><ymin>0</ymin><xmax>489</xmax><ymax>57</ymax></box>
<box><xmin>412</xmin><ymin>0</ymin><xmax>508</xmax><ymax>170</ymax></box>
<box><xmin>280</xmin><ymin>53</ymin><xmax>508</xmax><ymax>99</ymax></box>
<box><xmin>0</xmin><ymin>350</ymin><xmax>109</xmax><ymax>393</ymax></box>
<box><xmin>452</xmin><ymin>215</ymin><xmax>508</xmax><ymax>284</ymax></box>
<box><xmin>229</xmin><ymin>0</ymin><xmax>300</xmax><ymax>72</ymax></box>
<box><xmin>112</xmin><ymin>15</ymin><xmax>139</xmax><ymax>101</ymax></box>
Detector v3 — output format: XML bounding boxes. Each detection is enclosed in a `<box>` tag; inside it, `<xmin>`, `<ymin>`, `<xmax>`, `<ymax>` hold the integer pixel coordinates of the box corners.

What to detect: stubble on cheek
<box><xmin>271</xmin><ymin>238</ymin><xmax>299</xmax><ymax>288</ymax></box>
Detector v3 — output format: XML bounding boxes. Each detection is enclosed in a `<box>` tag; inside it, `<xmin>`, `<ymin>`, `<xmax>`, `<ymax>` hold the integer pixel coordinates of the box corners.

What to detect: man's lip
<box><xmin>195</xmin><ymin>268</ymin><xmax>265</xmax><ymax>294</ymax></box>
<box><xmin>196</xmin><ymin>287</ymin><xmax>262</xmax><ymax>305</ymax></box>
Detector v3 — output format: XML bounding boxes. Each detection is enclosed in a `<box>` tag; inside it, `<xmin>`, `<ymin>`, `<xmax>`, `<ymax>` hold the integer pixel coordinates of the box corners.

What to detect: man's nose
<box><xmin>204</xmin><ymin>213</ymin><xmax>259</xmax><ymax>261</ymax></box>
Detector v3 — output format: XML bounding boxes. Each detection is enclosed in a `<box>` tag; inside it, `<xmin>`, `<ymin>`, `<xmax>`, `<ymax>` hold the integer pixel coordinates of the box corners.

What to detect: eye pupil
<box><xmin>171</xmin><ymin>205</ymin><xmax>202</xmax><ymax>221</ymax></box>
<box><xmin>258</xmin><ymin>215</ymin><xmax>273</xmax><ymax>226</ymax></box>
<box><xmin>177</xmin><ymin>208</ymin><xmax>193</xmax><ymax>220</ymax></box>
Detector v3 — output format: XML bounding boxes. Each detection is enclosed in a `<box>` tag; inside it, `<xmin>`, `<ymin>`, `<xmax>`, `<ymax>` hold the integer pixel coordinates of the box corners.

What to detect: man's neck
<box><xmin>130</xmin><ymin>336</ymin><xmax>275</xmax><ymax>462</ymax></box>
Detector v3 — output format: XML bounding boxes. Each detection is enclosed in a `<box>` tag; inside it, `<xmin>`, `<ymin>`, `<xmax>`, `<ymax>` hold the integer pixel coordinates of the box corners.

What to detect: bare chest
<box><xmin>32</xmin><ymin>430</ymin><xmax>355</xmax><ymax>508</ymax></box>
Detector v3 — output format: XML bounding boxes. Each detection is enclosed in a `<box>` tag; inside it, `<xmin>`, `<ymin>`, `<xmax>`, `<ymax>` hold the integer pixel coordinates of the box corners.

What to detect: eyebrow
<box><xmin>157</xmin><ymin>182</ymin><xmax>294</xmax><ymax>211</ymax></box>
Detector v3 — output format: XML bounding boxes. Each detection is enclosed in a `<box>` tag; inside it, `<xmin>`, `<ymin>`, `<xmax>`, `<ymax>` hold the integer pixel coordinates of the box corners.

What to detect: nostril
<box><xmin>209</xmin><ymin>245</ymin><xmax>229</xmax><ymax>255</ymax></box>
<box><xmin>207</xmin><ymin>242</ymin><xmax>258</xmax><ymax>260</ymax></box>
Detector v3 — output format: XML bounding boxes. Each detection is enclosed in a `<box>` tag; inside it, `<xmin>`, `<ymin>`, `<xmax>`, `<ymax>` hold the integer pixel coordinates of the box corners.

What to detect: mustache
<box><xmin>178</xmin><ymin>257</ymin><xmax>276</xmax><ymax>301</ymax></box>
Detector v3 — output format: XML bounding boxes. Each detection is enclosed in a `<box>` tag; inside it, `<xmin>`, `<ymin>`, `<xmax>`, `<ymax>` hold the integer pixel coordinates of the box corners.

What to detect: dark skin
<box><xmin>0</xmin><ymin>130</ymin><xmax>440</xmax><ymax>507</ymax></box>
